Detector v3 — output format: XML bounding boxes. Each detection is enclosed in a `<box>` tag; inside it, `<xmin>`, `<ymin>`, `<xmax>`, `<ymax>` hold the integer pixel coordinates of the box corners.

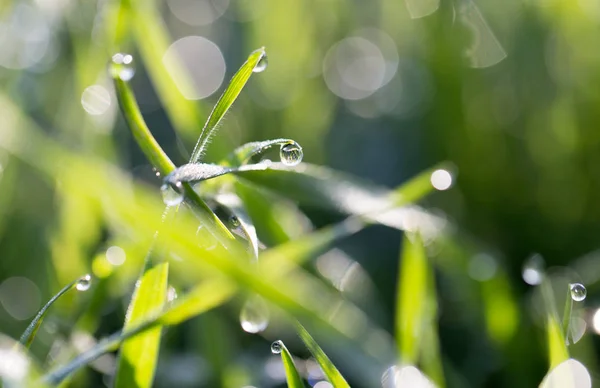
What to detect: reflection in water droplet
<box><xmin>279</xmin><ymin>143</ymin><xmax>303</xmax><ymax>166</ymax></box>
<box><xmin>161</xmin><ymin>183</ymin><xmax>184</xmax><ymax>206</ymax></box>
<box><xmin>239</xmin><ymin>295</ymin><xmax>270</xmax><ymax>333</ymax></box>
<box><xmin>76</xmin><ymin>275</ymin><xmax>92</xmax><ymax>291</ymax></box>
<box><xmin>270</xmin><ymin>340</ymin><xmax>283</xmax><ymax>354</ymax></box>
<box><xmin>253</xmin><ymin>54</ymin><xmax>268</xmax><ymax>73</ymax></box>
<box><xmin>110</xmin><ymin>53</ymin><xmax>135</xmax><ymax>81</ymax></box>
<box><xmin>570</xmin><ymin>283</ymin><xmax>587</xmax><ymax>302</ymax></box>
<box><xmin>522</xmin><ymin>254</ymin><xmax>545</xmax><ymax>285</ymax></box>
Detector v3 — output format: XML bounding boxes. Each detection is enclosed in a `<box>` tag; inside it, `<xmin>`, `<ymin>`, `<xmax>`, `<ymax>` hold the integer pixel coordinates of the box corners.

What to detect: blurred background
<box><xmin>2</xmin><ymin>0</ymin><xmax>600</xmax><ymax>386</ymax></box>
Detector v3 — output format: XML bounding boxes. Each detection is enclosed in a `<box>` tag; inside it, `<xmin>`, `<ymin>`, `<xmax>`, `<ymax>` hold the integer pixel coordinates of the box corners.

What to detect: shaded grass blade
<box><xmin>273</xmin><ymin>340</ymin><xmax>305</xmax><ymax>388</ymax></box>
<box><xmin>295</xmin><ymin>322</ymin><xmax>350</xmax><ymax>387</ymax></box>
<box><xmin>43</xmin><ymin>279</ymin><xmax>235</xmax><ymax>385</ymax></box>
<box><xmin>19</xmin><ymin>275</ymin><xmax>89</xmax><ymax>349</ymax></box>
<box><xmin>396</xmin><ymin>233</ymin><xmax>429</xmax><ymax>363</ymax></box>
<box><xmin>190</xmin><ymin>48</ymin><xmax>267</xmax><ymax>162</ymax></box>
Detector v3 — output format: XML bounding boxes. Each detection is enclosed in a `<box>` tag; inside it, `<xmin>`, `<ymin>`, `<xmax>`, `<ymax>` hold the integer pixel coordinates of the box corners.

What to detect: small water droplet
<box><xmin>229</xmin><ymin>215</ymin><xmax>240</xmax><ymax>228</ymax></box>
<box><xmin>109</xmin><ymin>53</ymin><xmax>135</xmax><ymax>81</ymax></box>
<box><xmin>253</xmin><ymin>55</ymin><xmax>268</xmax><ymax>73</ymax></box>
<box><xmin>167</xmin><ymin>286</ymin><xmax>178</xmax><ymax>303</ymax></box>
<box><xmin>279</xmin><ymin>143</ymin><xmax>303</xmax><ymax>166</ymax></box>
<box><xmin>271</xmin><ymin>340</ymin><xmax>283</xmax><ymax>354</ymax></box>
<box><xmin>570</xmin><ymin>283</ymin><xmax>587</xmax><ymax>302</ymax></box>
<box><xmin>76</xmin><ymin>274</ymin><xmax>92</xmax><ymax>291</ymax></box>
<box><xmin>239</xmin><ymin>295</ymin><xmax>270</xmax><ymax>333</ymax></box>
<box><xmin>153</xmin><ymin>167</ymin><xmax>161</xmax><ymax>177</ymax></box>
<box><xmin>161</xmin><ymin>182</ymin><xmax>184</xmax><ymax>206</ymax></box>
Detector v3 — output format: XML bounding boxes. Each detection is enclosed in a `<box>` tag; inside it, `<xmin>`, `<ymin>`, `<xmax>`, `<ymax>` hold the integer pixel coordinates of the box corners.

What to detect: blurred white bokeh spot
<box><xmin>163</xmin><ymin>36</ymin><xmax>226</xmax><ymax>100</ymax></box>
<box><xmin>382</xmin><ymin>365</ymin><xmax>436</xmax><ymax>388</ymax></box>
<box><xmin>430</xmin><ymin>169</ymin><xmax>453</xmax><ymax>191</ymax></box>
<box><xmin>105</xmin><ymin>245</ymin><xmax>126</xmax><ymax>266</ymax></box>
<box><xmin>81</xmin><ymin>85</ymin><xmax>111</xmax><ymax>116</ymax></box>
<box><xmin>0</xmin><ymin>4</ymin><xmax>50</xmax><ymax>70</ymax></box>
<box><xmin>540</xmin><ymin>359</ymin><xmax>591</xmax><ymax>388</ymax></box>
<box><xmin>167</xmin><ymin>0</ymin><xmax>229</xmax><ymax>26</ymax></box>
<box><xmin>0</xmin><ymin>335</ymin><xmax>31</xmax><ymax>383</ymax></box>
<box><xmin>0</xmin><ymin>276</ymin><xmax>41</xmax><ymax>320</ymax></box>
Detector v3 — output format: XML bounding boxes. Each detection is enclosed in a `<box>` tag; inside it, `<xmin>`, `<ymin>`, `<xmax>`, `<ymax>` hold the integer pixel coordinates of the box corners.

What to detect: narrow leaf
<box><xmin>228</xmin><ymin>138</ymin><xmax>301</xmax><ymax>166</ymax></box>
<box><xmin>43</xmin><ymin>279</ymin><xmax>236</xmax><ymax>385</ymax></box>
<box><xmin>396</xmin><ymin>233</ymin><xmax>429</xmax><ymax>363</ymax></box>
<box><xmin>190</xmin><ymin>48</ymin><xmax>267</xmax><ymax>162</ymax></box>
<box><xmin>272</xmin><ymin>340</ymin><xmax>305</xmax><ymax>388</ymax></box>
<box><xmin>295</xmin><ymin>322</ymin><xmax>350</xmax><ymax>387</ymax></box>
<box><xmin>20</xmin><ymin>275</ymin><xmax>91</xmax><ymax>348</ymax></box>
<box><xmin>540</xmin><ymin>280</ymin><xmax>569</xmax><ymax>369</ymax></box>
<box><xmin>115</xmin><ymin>262</ymin><xmax>169</xmax><ymax>388</ymax></box>
<box><xmin>164</xmin><ymin>161</ymin><xmax>269</xmax><ymax>187</ymax></box>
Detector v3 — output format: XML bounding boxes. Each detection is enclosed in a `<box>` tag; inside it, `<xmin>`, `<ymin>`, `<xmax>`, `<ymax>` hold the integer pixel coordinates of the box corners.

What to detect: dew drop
<box><xmin>109</xmin><ymin>53</ymin><xmax>135</xmax><ymax>81</ymax></box>
<box><xmin>570</xmin><ymin>283</ymin><xmax>587</xmax><ymax>302</ymax></box>
<box><xmin>167</xmin><ymin>286</ymin><xmax>178</xmax><ymax>303</ymax></box>
<box><xmin>239</xmin><ymin>295</ymin><xmax>270</xmax><ymax>333</ymax></box>
<box><xmin>153</xmin><ymin>167</ymin><xmax>161</xmax><ymax>177</ymax></box>
<box><xmin>161</xmin><ymin>182</ymin><xmax>184</xmax><ymax>206</ymax></box>
<box><xmin>253</xmin><ymin>55</ymin><xmax>268</xmax><ymax>73</ymax></box>
<box><xmin>229</xmin><ymin>215</ymin><xmax>240</xmax><ymax>228</ymax></box>
<box><xmin>271</xmin><ymin>340</ymin><xmax>283</xmax><ymax>354</ymax></box>
<box><xmin>76</xmin><ymin>274</ymin><xmax>92</xmax><ymax>291</ymax></box>
<box><xmin>279</xmin><ymin>143</ymin><xmax>303</xmax><ymax>166</ymax></box>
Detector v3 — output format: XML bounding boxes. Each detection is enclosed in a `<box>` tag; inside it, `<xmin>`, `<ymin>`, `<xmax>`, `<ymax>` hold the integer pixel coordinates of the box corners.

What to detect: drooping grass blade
<box><xmin>271</xmin><ymin>340</ymin><xmax>305</xmax><ymax>388</ymax></box>
<box><xmin>19</xmin><ymin>275</ymin><xmax>92</xmax><ymax>349</ymax></box>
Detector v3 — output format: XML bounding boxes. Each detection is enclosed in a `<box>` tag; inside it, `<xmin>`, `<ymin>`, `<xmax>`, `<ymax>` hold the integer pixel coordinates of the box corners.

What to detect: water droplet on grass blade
<box><xmin>279</xmin><ymin>143</ymin><xmax>303</xmax><ymax>166</ymax></box>
<box><xmin>110</xmin><ymin>53</ymin><xmax>135</xmax><ymax>81</ymax></box>
<box><xmin>76</xmin><ymin>275</ymin><xmax>92</xmax><ymax>291</ymax></box>
<box><xmin>229</xmin><ymin>215</ymin><xmax>240</xmax><ymax>228</ymax></box>
<box><xmin>570</xmin><ymin>283</ymin><xmax>587</xmax><ymax>302</ymax></box>
<box><xmin>253</xmin><ymin>54</ymin><xmax>268</xmax><ymax>73</ymax></box>
<box><xmin>270</xmin><ymin>340</ymin><xmax>283</xmax><ymax>354</ymax></box>
<box><xmin>161</xmin><ymin>182</ymin><xmax>184</xmax><ymax>206</ymax></box>
<box><xmin>240</xmin><ymin>295</ymin><xmax>269</xmax><ymax>333</ymax></box>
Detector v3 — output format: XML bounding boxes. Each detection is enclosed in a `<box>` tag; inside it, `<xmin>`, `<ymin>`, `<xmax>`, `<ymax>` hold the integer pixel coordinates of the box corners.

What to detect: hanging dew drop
<box><xmin>239</xmin><ymin>295</ymin><xmax>270</xmax><ymax>333</ymax></box>
<box><xmin>271</xmin><ymin>340</ymin><xmax>283</xmax><ymax>354</ymax></box>
<box><xmin>279</xmin><ymin>143</ymin><xmax>303</xmax><ymax>167</ymax></box>
<box><xmin>229</xmin><ymin>215</ymin><xmax>240</xmax><ymax>228</ymax></box>
<box><xmin>161</xmin><ymin>182</ymin><xmax>184</xmax><ymax>206</ymax></box>
<box><xmin>253</xmin><ymin>55</ymin><xmax>268</xmax><ymax>73</ymax></box>
<box><xmin>570</xmin><ymin>283</ymin><xmax>587</xmax><ymax>302</ymax></box>
<box><xmin>76</xmin><ymin>274</ymin><xmax>92</xmax><ymax>291</ymax></box>
<box><xmin>109</xmin><ymin>53</ymin><xmax>135</xmax><ymax>81</ymax></box>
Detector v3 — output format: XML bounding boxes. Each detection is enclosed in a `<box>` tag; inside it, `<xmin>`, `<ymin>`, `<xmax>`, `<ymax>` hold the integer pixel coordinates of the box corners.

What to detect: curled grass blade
<box><xmin>273</xmin><ymin>340</ymin><xmax>305</xmax><ymax>388</ymax></box>
<box><xmin>227</xmin><ymin>138</ymin><xmax>301</xmax><ymax>166</ymax></box>
<box><xmin>396</xmin><ymin>232</ymin><xmax>429</xmax><ymax>363</ymax></box>
<box><xmin>43</xmin><ymin>279</ymin><xmax>236</xmax><ymax>385</ymax></box>
<box><xmin>190</xmin><ymin>47</ymin><xmax>267</xmax><ymax>162</ymax></box>
<box><xmin>19</xmin><ymin>275</ymin><xmax>90</xmax><ymax>349</ymax></box>
<box><xmin>295</xmin><ymin>322</ymin><xmax>350</xmax><ymax>387</ymax></box>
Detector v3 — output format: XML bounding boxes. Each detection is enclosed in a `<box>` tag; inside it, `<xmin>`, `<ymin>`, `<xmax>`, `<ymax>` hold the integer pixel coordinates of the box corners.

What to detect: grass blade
<box><xmin>295</xmin><ymin>322</ymin><xmax>350</xmax><ymax>387</ymax></box>
<box><xmin>540</xmin><ymin>280</ymin><xmax>569</xmax><ymax>369</ymax></box>
<box><xmin>190</xmin><ymin>48</ymin><xmax>267</xmax><ymax>162</ymax></box>
<box><xmin>227</xmin><ymin>138</ymin><xmax>301</xmax><ymax>166</ymax></box>
<box><xmin>214</xmin><ymin>193</ymin><xmax>260</xmax><ymax>260</ymax></box>
<box><xmin>43</xmin><ymin>279</ymin><xmax>236</xmax><ymax>385</ymax></box>
<box><xmin>19</xmin><ymin>275</ymin><xmax>91</xmax><ymax>348</ymax></box>
<box><xmin>271</xmin><ymin>340</ymin><xmax>305</xmax><ymax>388</ymax></box>
<box><xmin>114</xmin><ymin>262</ymin><xmax>169</xmax><ymax>388</ymax></box>
<box><xmin>396</xmin><ymin>232</ymin><xmax>429</xmax><ymax>363</ymax></box>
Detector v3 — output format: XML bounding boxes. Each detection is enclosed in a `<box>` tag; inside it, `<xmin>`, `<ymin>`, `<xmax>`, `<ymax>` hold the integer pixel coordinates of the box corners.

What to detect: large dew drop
<box><xmin>239</xmin><ymin>295</ymin><xmax>270</xmax><ymax>333</ymax></box>
<box><xmin>76</xmin><ymin>274</ymin><xmax>92</xmax><ymax>291</ymax></box>
<box><xmin>161</xmin><ymin>183</ymin><xmax>184</xmax><ymax>206</ymax></box>
<box><xmin>279</xmin><ymin>143</ymin><xmax>303</xmax><ymax>166</ymax></box>
<box><xmin>271</xmin><ymin>340</ymin><xmax>283</xmax><ymax>354</ymax></box>
<box><xmin>570</xmin><ymin>283</ymin><xmax>587</xmax><ymax>302</ymax></box>
<box><xmin>253</xmin><ymin>55</ymin><xmax>268</xmax><ymax>73</ymax></box>
<box><xmin>110</xmin><ymin>53</ymin><xmax>135</xmax><ymax>81</ymax></box>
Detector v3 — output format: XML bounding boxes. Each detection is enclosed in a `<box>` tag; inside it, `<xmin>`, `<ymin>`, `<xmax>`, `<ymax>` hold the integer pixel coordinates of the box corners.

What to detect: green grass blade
<box><xmin>295</xmin><ymin>322</ymin><xmax>350</xmax><ymax>387</ymax></box>
<box><xmin>190</xmin><ymin>48</ymin><xmax>267</xmax><ymax>163</ymax></box>
<box><xmin>396</xmin><ymin>232</ymin><xmax>429</xmax><ymax>363</ymax></box>
<box><xmin>540</xmin><ymin>280</ymin><xmax>569</xmax><ymax>369</ymax></box>
<box><xmin>214</xmin><ymin>193</ymin><xmax>259</xmax><ymax>260</ymax></box>
<box><xmin>227</xmin><ymin>138</ymin><xmax>301</xmax><ymax>166</ymax></box>
<box><xmin>272</xmin><ymin>340</ymin><xmax>305</xmax><ymax>388</ymax></box>
<box><xmin>115</xmin><ymin>261</ymin><xmax>169</xmax><ymax>388</ymax></box>
<box><xmin>19</xmin><ymin>275</ymin><xmax>90</xmax><ymax>349</ymax></box>
<box><xmin>43</xmin><ymin>279</ymin><xmax>236</xmax><ymax>385</ymax></box>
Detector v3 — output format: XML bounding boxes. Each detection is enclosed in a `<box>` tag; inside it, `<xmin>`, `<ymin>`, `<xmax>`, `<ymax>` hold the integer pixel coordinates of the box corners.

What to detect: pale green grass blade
<box><xmin>420</xmin><ymin>266</ymin><xmax>445</xmax><ymax>387</ymax></box>
<box><xmin>43</xmin><ymin>279</ymin><xmax>236</xmax><ymax>385</ymax></box>
<box><xmin>540</xmin><ymin>281</ymin><xmax>569</xmax><ymax>369</ymax></box>
<box><xmin>19</xmin><ymin>275</ymin><xmax>91</xmax><ymax>349</ymax></box>
<box><xmin>190</xmin><ymin>48</ymin><xmax>267</xmax><ymax>162</ymax></box>
<box><xmin>295</xmin><ymin>322</ymin><xmax>350</xmax><ymax>387</ymax></box>
<box><xmin>396</xmin><ymin>233</ymin><xmax>429</xmax><ymax>363</ymax></box>
<box><xmin>272</xmin><ymin>340</ymin><xmax>305</xmax><ymax>388</ymax></box>
<box><xmin>114</xmin><ymin>262</ymin><xmax>169</xmax><ymax>388</ymax></box>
